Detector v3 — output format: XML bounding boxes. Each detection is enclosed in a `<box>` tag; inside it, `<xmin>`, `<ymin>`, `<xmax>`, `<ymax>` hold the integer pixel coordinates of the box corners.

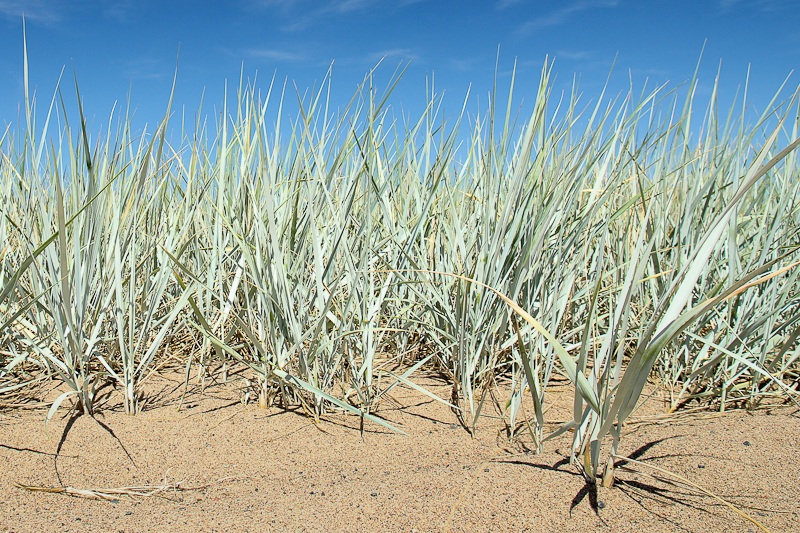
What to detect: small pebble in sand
<box><xmin>743</xmin><ymin>441</ymin><xmax>751</xmax><ymax>446</ymax></box>
<box><xmin>597</xmin><ymin>501</ymin><xmax>606</xmax><ymax>509</ymax></box>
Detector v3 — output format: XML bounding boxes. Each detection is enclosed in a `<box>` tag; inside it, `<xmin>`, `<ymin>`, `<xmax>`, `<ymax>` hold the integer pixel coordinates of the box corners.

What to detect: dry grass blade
<box><xmin>13</xmin><ymin>474</ymin><xmax>235</xmax><ymax>502</ymax></box>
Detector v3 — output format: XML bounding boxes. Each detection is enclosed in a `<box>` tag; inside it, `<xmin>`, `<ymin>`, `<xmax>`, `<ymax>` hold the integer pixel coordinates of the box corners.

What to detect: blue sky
<box><xmin>1</xmin><ymin>1</ymin><xmax>798</xmax><ymax>138</ymax></box>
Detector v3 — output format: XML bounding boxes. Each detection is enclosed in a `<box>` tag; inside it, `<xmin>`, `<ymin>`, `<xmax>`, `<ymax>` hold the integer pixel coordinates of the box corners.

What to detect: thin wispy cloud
<box><xmin>331</xmin><ymin>47</ymin><xmax>417</xmax><ymax>70</ymax></box>
<box><xmin>496</xmin><ymin>0</ymin><xmax>524</xmax><ymax>10</ymax></box>
<box><xmin>366</xmin><ymin>48</ymin><xmax>416</xmax><ymax>63</ymax></box>
<box><xmin>245</xmin><ymin>48</ymin><xmax>306</xmax><ymax>62</ymax></box>
<box><xmin>717</xmin><ymin>0</ymin><xmax>787</xmax><ymax>12</ymax></box>
<box><xmin>552</xmin><ymin>50</ymin><xmax>592</xmax><ymax>61</ymax></box>
<box><xmin>515</xmin><ymin>0</ymin><xmax>619</xmax><ymax>35</ymax></box>
<box><xmin>249</xmin><ymin>0</ymin><xmax>373</xmax><ymax>17</ymax></box>
<box><xmin>291</xmin><ymin>1</ymin><xmax>374</xmax><ymax>31</ymax></box>
<box><xmin>0</xmin><ymin>0</ymin><xmax>138</xmax><ymax>26</ymax></box>
<box><xmin>327</xmin><ymin>0</ymin><xmax>425</xmax><ymax>11</ymax></box>
<box><xmin>100</xmin><ymin>0</ymin><xmax>139</xmax><ymax>23</ymax></box>
<box><xmin>549</xmin><ymin>51</ymin><xmax>618</xmax><ymax>77</ymax></box>
<box><xmin>122</xmin><ymin>57</ymin><xmax>169</xmax><ymax>82</ymax></box>
<box><xmin>448</xmin><ymin>58</ymin><xmax>476</xmax><ymax>72</ymax></box>
<box><xmin>0</xmin><ymin>0</ymin><xmax>60</xmax><ymax>24</ymax></box>
<box><xmin>248</xmin><ymin>0</ymin><xmax>304</xmax><ymax>9</ymax></box>
<box><xmin>329</xmin><ymin>0</ymin><xmax>372</xmax><ymax>12</ymax></box>
<box><xmin>250</xmin><ymin>0</ymin><xmax>423</xmax><ymax>31</ymax></box>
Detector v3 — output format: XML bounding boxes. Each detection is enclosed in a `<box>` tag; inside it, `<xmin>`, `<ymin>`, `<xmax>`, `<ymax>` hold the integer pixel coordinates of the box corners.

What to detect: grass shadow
<box><xmin>53</xmin><ymin>411</ymin><xmax>80</xmax><ymax>485</ymax></box>
<box><xmin>53</xmin><ymin>409</ymin><xmax>135</xmax><ymax>486</ymax></box>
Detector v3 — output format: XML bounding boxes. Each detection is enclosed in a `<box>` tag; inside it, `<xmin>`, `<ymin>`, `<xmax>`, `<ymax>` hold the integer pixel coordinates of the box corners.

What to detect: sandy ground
<box><xmin>0</xmin><ymin>370</ymin><xmax>798</xmax><ymax>533</ymax></box>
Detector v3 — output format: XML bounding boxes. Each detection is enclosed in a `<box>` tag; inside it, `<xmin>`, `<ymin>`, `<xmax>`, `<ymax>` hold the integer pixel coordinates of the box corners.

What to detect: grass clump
<box><xmin>1</xmin><ymin>49</ymin><xmax>799</xmax><ymax>489</ymax></box>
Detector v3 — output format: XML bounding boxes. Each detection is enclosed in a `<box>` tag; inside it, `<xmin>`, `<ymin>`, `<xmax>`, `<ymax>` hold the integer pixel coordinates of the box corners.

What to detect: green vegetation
<box><xmin>1</xmin><ymin>51</ymin><xmax>798</xmax><ymax>489</ymax></box>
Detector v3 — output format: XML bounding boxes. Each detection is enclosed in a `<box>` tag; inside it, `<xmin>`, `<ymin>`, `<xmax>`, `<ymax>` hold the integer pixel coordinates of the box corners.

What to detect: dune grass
<box><xmin>1</xmin><ymin>51</ymin><xmax>799</xmax><ymax>487</ymax></box>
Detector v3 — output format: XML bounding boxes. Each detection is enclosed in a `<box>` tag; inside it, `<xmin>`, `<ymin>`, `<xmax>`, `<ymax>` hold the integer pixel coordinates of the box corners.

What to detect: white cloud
<box><xmin>328</xmin><ymin>47</ymin><xmax>417</xmax><ymax>69</ymax></box>
<box><xmin>328</xmin><ymin>0</ymin><xmax>426</xmax><ymax>12</ymax></box>
<box><xmin>249</xmin><ymin>0</ymin><xmax>305</xmax><ymax>8</ymax></box>
<box><xmin>100</xmin><ymin>0</ymin><xmax>139</xmax><ymax>23</ymax></box>
<box><xmin>329</xmin><ymin>0</ymin><xmax>373</xmax><ymax>12</ymax></box>
<box><xmin>0</xmin><ymin>0</ymin><xmax>140</xmax><ymax>25</ymax></box>
<box><xmin>496</xmin><ymin>0</ymin><xmax>525</xmax><ymax>10</ymax></box>
<box><xmin>717</xmin><ymin>0</ymin><xmax>787</xmax><ymax>12</ymax></box>
<box><xmin>248</xmin><ymin>0</ymin><xmax>424</xmax><ymax>31</ymax></box>
<box><xmin>0</xmin><ymin>0</ymin><xmax>60</xmax><ymax>24</ymax></box>
<box><xmin>122</xmin><ymin>57</ymin><xmax>169</xmax><ymax>81</ymax></box>
<box><xmin>244</xmin><ymin>48</ymin><xmax>306</xmax><ymax>62</ymax></box>
<box><xmin>366</xmin><ymin>48</ymin><xmax>416</xmax><ymax>63</ymax></box>
<box><xmin>515</xmin><ymin>0</ymin><xmax>619</xmax><ymax>34</ymax></box>
<box><xmin>448</xmin><ymin>58</ymin><xmax>477</xmax><ymax>72</ymax></box>
<box><xmin>552</xmin><ymin>50</ymin><xmax>592</xmax><ymax>61</ymax></box>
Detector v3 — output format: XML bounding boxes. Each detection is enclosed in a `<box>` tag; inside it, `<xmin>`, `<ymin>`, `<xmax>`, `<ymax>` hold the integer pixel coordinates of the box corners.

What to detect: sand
<box><xmin>0</xmin><ymin>370</ymin><xmax>798</xmax><ymax>533</ymax></box>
